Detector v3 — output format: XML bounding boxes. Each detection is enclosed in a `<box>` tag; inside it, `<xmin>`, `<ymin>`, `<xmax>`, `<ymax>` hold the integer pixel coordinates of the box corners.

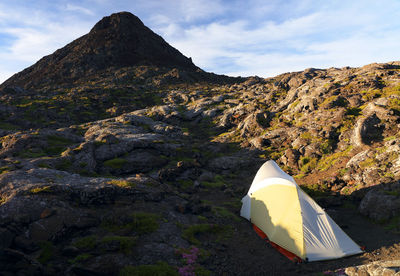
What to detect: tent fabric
<box><xmin>241</xmin><ymin>160</ymin><xmax>363</xmax><ymax>262</ymax></box>
<box><xmin>252</xmin><ymin>224</ymin><xmax>302</xmax><ymax>263</ymax></box>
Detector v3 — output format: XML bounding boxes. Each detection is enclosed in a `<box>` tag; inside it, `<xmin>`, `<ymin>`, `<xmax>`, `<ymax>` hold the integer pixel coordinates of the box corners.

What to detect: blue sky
<box><xmin>0</xmin><ymin>0</ymin><xmax>400</xmax><ymax>83</ymax></box>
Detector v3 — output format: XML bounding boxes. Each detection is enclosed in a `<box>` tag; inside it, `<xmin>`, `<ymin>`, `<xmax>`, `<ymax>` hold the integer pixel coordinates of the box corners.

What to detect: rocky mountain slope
<box><xmin>1</xmin><ymin>12</ymin><xmax>199</xmax><ymax>90</ymax></box>
<box><xmin>1</xmin><ymin>11</ymin><xmax>400</xmax><ymax>276</ymax></box>
<box><xmin>0</xmin><ymin>12</ymin><xmax>238</xmax><ymax>130</ymax></box>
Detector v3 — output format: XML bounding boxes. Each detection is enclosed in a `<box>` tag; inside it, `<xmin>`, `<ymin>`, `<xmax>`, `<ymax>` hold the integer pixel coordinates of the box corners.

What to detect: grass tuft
<box><xmin>104</xmin><ymin>158</ymin><xmax>128</xmax><ymax>169</ymax></box>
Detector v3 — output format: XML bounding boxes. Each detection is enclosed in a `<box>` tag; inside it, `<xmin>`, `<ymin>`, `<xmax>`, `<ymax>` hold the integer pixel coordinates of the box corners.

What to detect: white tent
<box><xmin>241</xmin><ymin>160</ymin><xmax>363</xmax><ymax>262</ymax></box>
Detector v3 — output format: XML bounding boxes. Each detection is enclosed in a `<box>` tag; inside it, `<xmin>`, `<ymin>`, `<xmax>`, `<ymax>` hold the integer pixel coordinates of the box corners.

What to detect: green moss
<box><xmin>359</xmin><ymin>158</ymin><xmax>375</xmax><ymax>169</ymax></box>
<box><xmin>361</xmin><ymin>89</ymin><xmax>382</xmax><ymax>101</ymax></box>
<box><xmin>0</xmin><ymin>121</ymin><xmax>20</xmax><ymax>130</ymax></box>
<box><xmin>269</xmin><ymin>150</ymin><xmax>283</xmax><ymax>160</ymax></box>
<box><xmin>202</xmin><ymin>175</ymin><xmax>226</xmax><ymax>189</ymax></box>
<box><xmin>176</xmin><ymin>105</ymin><xmax>186</xmax><ymax>114</ymax></box>
<box><xmin>181</xmin><ymin>127</ymin><xmax>189</xmax><ymax>133</ymax></box>
<box><xmin>37</xmin><ymin>241</ymin><xmax>55</xmax><ymax>264</ymax></box>
<box><xmin>47</xmin><ymin>135</ymin><xmax>73</xmax><ymax>146</ymax></box>
<box><xmin>55</xmin><ymin>159</ymin><xmax>72</xmax><ymax>171</ymax></box>
<box><xmin>102</xmin><ymin>212</ymin><xmax>159</xmax><ymax>235</ymax></box>
<box><xmin>383</xmin><ymin>84</ymin><xmax>400</xmax><ymax>96</ymax></box>
<box><xmin>38</xmin><ymin>163</ymin><xmax>51</xmax><ymax>169</ymax></box>
<box><xmin>299</xmin><ymin>156</ymin><xmax>317</xmax><ymax>174</ymax></box>
<box><xmin>69</xmin><ymin>253</ymin><xmax>93</xmax><ymax>264</ymax></box>
<box><xmin>15</xmin><ymin>134</ymin><xmax>74</xmax><ymax>158</ymax></box>
<box><xmin>72</xmin><ymin>126</ymin><xmax>87</xmax><ymax>136</ymax></box>
<box><xmin>319</xmin><ymin>139</ymin><xmax>335</xmax><ymax>155</ymax></box>
<box><xmin>197</xmin><ymin>215</ymin><xmax>207</xmax><ymax>222</ymax></box>
<box><xmin>107</xmin><ymin>179</ymin><xmax>136</xmax><ymax>188</ymax></box>
<box><xmin>0</xmin><ymin>166</ymin><xmax>11</xmax><ymax>174</ymax></box>
<box><xmin>131</xmin><ymin>212</ymin><xmax>159</xmax><ymax>234</ymax></box>
<box><xmin>137</xmin><ymin>123</ymin><xmax>152</xmax><ymax>132</ymax></box>
<box><xmin>18</xmin><ymin>148</ymin><xmax>47</xmax><ymax>158</ymax></box>
<box><xmin>46</xmin><ymin>135</ymin><xmax>75</xmax><ymax>156</ymax></box>
<box><xmin>289</xmin><ymin>100</ymin><xmax>300</xmax><ymax>109</ymax></box>
<box><xmin>182</xmin><ymin>224</ymin><xmax>227</xmax><ymax>246</ymax></box>
<box><xmin>94</xmin><ymin>140</ymin><xmax>107</xmax><ymax>147</ymax></box>
<box><xmin>388</xmin><ymin>97</ymin><xmax>400</xmax><ymax>115</ymax></box>
<box><xmin>73</xmin><ymin>235</ymin><xmax>97</xmax><ymax>251</ymax></box>
<box><xmin>294</xmin><ymin>173</ymin><xmax>306</xmax><ymax>179</ymax></box>
<box><xmin>321</xmin><ymin>95</ymin><xmax>348</xmax><ymax>108</ymax></box>
<box><xmin>300</xmin><ymin>131</ymin><xmax>313</xmax><ymax>141</ymax></box>
<box><xmin>177</xmin><ymin>179</ymin><xmax>193</xmax><ymax>189</ymax></box>
<box><xmin>340</xmin><ymin>186</ymin><xmax>352</xmax><ymax>195</ymax></box>
<box><xmin>223</xmin><ymin>199</ymin><xmax>242</xmax><ymax>210</ymax></box>
<box><xmin>212</xmin><ymin>206</ymin><xmax>240</xmax><ymax>222</ymax></box>
<box><xmin>338</xmin><ymin>167</ymin><xmax>349</xmax><ymax>176</ymax></box>
<box><xmin>383</xmin><ymin>215</ymin><xmax>400</xmax><ymax>233</ymax></box>
<box><xmin>384</xmin><ymin>135</ymin><xmax>398</xmax><ymax>141</ymax></box>
<box><xmin>119</xmin><ymin>262</ymin><xmax>178</xmax><ymax>276</ymax></box>
<box><xmin>30</xmin><ymin>185</ymin><xmax>52</xmax><ymax>194</ymax></box>
<box><xmin>151</xmin><ymin>94</ymin><xmax>164</xmax><ymax>105</ymax></box>
<box><xmin>300</xmin><ymin>182</ymin><xmax>330</xmax><ymax>198</ymax></box>
<box><xmin>318</xmin><ymin>146</ymin><xmax>353</xmax><ymax>171</ymax></box>
<box><xmin>78</xmin><ymin>169</ymin><xmax>99</xmax><ymax>177</ymax></box>
<box><xmin>101</xmin><ymin>236</ymin><xmax>137</xmax><ymax>254</ymax></box>
<box><xmin>345</xmin><ymin>107</ymin><xmax>362</xmax><ymax>116</ymax></box>
<box><xmin>104</xmin><ymin>158</ymin><xmax>128</xmax><ymax>169</ymax></box>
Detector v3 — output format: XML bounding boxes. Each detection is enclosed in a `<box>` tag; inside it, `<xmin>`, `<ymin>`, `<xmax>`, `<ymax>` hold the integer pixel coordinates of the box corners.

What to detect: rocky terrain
<box><xmin>1</xmin><ymin>11</ymin><xmax>400</xmax><ymax>276</ymax></box>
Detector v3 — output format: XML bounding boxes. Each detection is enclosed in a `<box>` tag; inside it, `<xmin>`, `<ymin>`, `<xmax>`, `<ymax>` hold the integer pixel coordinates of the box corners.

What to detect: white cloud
<box><xmin>159</xmin><ymin>1</ymin><xmax>400</xmax><ymax>77</ymax></box>
<box><xmin>0</xmin><ymin>66</ymin><xmax>15</xmax><ymax>83</ymax></box>
<box><xmin>0</xmin><ymin>2</ymin><xmax>96</xmax><ymax>83</ymax></box>
<box><xmin>65</xmin><ymin>4</ymin><xmax>94</xmax><ymax>16</ymax></box>
<box><xmin>0</xmin><ymin>24</ymin><xmax>89</xmax><ymax>62</ymax></box>
<box><xmin>178</xmin><ymin>0</ymin><xmax>225</xmax><ymax>22</ymax></box>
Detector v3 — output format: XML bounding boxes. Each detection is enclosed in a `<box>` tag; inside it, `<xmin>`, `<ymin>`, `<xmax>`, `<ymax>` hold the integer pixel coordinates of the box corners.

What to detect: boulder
<box><xmin>94</xmin><ymin>133</ymin><xmax>163</xmax><ymax>161</ymax></box>
<box><xmin>359</xmin><ymin>189</ymin><xmax>400</xmax><ymax>221</ymax></box>
<box><xmin>237</xmin><ymin>111</ymin><xmax>271</xmax><ymax>138</ymax></box>
<box><xmin>219</xmin><ymin>113</ymin><xmax>233</xmax><ymax>128</ymax></box>
<box><xmin>279</xmin><ymin>148</ymin><xmax>300</xmax><ymax>169</ymax></box>
<box><xmin>345</xmin><ymin>260</ymin><xmax>400</xmax><ymax>276</ymax></box>
<box><xmin>29</xmin><ymin>215</ymin><xmax>65</xmax><ymax>241</ymax></box>
<box><xmin>325</xmin><ymin>96</ymin><xmax>349</xmax><ymax>108</ymax></box>
<box><xmin>183</xmin><ymin>108</ymin><xmax>203</xmax><ymax>120</ymax></box>
<box><xmin>249</xmin><ymin>137</ymin><xmax>270</xmax><ymax>149</ymax></box>
<box><xmin>352</xmin><ymin>113</ymin><xmax>384</xmax><ymax>146</ymax></box>
<box><xmin>292</xmin><ymin>97</ymin><xmax>318</xmax><ymax>113</ymax></box>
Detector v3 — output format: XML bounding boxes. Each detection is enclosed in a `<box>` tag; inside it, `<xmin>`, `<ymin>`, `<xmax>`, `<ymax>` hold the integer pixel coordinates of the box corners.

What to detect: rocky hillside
<box><xmin>1</xmin><ymin>11</ymin><xmax>400</xmax><ymax>276</ymax></box>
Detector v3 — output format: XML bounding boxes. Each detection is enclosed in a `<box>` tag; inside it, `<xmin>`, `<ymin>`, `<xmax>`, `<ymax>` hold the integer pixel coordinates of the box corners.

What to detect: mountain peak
<box><xmin>90</xmin><ymin>11</ymin><xmax>144</xmax><ymax>33</ymax></box>
<box><xmin>0</xmin><ymin>11</ymin><xmax>198</xmax><ymax>90</ymax></box>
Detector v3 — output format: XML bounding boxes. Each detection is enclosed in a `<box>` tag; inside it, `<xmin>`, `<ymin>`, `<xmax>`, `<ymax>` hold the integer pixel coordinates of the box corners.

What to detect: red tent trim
<box><xmin>252</xmin><ymin>224</ymin><xmax>303</xmax><ymax>263</ymax></box>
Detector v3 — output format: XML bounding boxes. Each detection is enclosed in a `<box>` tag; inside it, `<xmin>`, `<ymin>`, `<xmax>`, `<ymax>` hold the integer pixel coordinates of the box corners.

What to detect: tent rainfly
<box><xmin>240</xmin><ymin>160</ymin><xmax>363</xmax><ymax>262</ymax></box>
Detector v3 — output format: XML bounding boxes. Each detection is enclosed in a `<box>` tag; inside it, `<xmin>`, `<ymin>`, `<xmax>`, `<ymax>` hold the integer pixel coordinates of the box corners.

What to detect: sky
<box><xmin>0</xmin><ymin>0</ymin><xmax>400</xmax><ymax>84</ymax></box>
